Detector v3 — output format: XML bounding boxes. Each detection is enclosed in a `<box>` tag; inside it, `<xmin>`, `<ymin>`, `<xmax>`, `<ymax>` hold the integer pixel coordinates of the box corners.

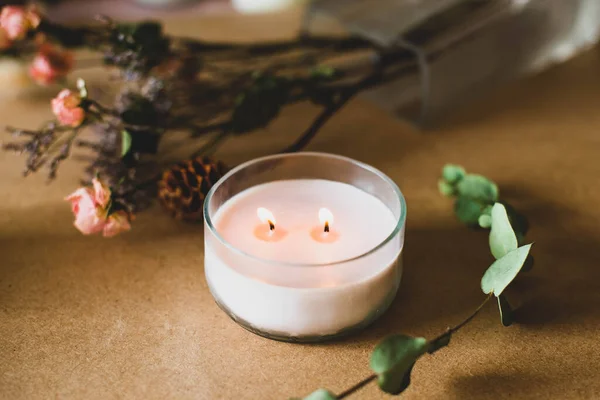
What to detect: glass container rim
<box><xmin>203</xmin><ymin>152</ymin><xmax>407</xmax><ymax>268</ymax></box>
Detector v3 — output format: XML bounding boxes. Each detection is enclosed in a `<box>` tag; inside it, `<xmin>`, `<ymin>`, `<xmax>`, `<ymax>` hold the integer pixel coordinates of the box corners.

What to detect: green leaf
<box><xmin>481</xmin><ymin>244</ymin><xmax>533</xmax><ymax>296</ymax></box>
<box><xmin>442</xmin><ymin>164</ymin><xmax>465</xmax><ymax>184</ymax></box>
<box><xmin>456</xmin><ymin>174</ymin><xmax>499</xmax><ymax>203</ymax></box>
<box><xmin>478</xmin><ymin>214</ymin><xmax>492</xmax><ymax>229</ymax></box>
<box><xmin>454</xmin><ymin>196</ymin><xmax>485</xmax><ymax>225</ymax></box>
<box><xmin>370</xmin><ymin>335</ymin><xmax>428</xmax><ymax>395</ymax></box>
<box><xmin>121</xmin><ymin>130</ymin><xmax>132</xmax><ymax>157</ymax></box>
<box><xmin>497</xmin><ymin>294</ymin><xmax>514</xmax><ymax>327</ymax></box>
<box><xmin>303</xmin><ymin>389</ymin><xmax>337</xmax><ymax>400</ymax></box>
<box><xmin>501</xmin><ymin>202</ymin><xmax>529</xmax><ymax>239</ymax></box>
<box><xmin>489</xmin><ymin>203</ymin><xmax>518</xmax><ymax>259</ymax></box>
<box><xmin>438</xmin><ymin>179</ymin><xmax>455</xmax><ymax>197</ymax></box>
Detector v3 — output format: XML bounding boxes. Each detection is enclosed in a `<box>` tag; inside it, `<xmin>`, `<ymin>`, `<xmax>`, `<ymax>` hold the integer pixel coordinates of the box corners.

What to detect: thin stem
<box><xmin>189</xmin><ymin>121</ymin><xmax>231</xmax><ymax>137</ymax></box>
<box><xmin>281</xmin><ymin>91</ymin><xmax>356</xmax><ymax>153</ymax></box>
<box><xmin>282</xmin><ymin>69</ymin><xmax>384</xmax><ymax>153</ymax></box>
<box><xmin>191</xmin><ymin>131</ymin><xmax>230</xmax><ymax>158</ymax></box>
<box><xmin>88</xmin><ymin>99</ymin><xmax>120</xmax><ymax>117</ymax></box>
<box><xmin>431</xmin><ymin>294</ymin><xmax>493</xmax><ymax>344</ymax></box>
<box><xmin>182</xmin><ymin>35</ymin><xmax>375</xmax><ymax>57</ymax></box>
<box><xmin>337</xmin><ymin>374</ymin><xmax>377</xmax><ymax>399</ymax></box>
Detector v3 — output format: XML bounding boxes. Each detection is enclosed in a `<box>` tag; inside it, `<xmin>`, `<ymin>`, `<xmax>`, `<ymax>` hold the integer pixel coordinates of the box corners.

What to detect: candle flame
<box><xmin>257</xmin><ymin>207</ymin><xmax>276</xmax><ymax>230</ymax></box>
<box><xmin>319</xmin><ymin>207</ymin><xmax>333</xmax><ymax>232</ymax></box>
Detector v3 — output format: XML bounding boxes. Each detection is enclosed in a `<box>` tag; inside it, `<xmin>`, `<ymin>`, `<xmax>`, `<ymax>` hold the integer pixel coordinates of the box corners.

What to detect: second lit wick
<box><xmin>319</xmin><ymin>207</ymin><xmax>333</xmax><ymax>233</ymax></box>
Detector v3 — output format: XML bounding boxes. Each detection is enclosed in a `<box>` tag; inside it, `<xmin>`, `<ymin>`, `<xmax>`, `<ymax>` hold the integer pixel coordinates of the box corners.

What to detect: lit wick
<box><xmin>319</xmin><ymin>207</ymin><xmax>333</xmax><ymax>234</ymax></box>
<box><xmin>312</xmin><ymin>207</ymin><xmax>337</xmax><ymax>243</ymax></box>
<box><xmin>257</xmin><ymin>207</ymin><xmax>276</xmax><ymax>232</ymax></box>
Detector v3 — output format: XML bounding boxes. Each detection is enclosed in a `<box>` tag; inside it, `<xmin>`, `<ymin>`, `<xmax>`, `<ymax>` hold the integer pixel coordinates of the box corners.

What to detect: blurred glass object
<box><xmin>232</xmin><ymin>0</ymin><xmax>304</xmax><ymax>14</ymax></box>
<box><xmin>307</xmin><ymin>0</ymin><xmax>600</xmax><ymax>127</ymax></box>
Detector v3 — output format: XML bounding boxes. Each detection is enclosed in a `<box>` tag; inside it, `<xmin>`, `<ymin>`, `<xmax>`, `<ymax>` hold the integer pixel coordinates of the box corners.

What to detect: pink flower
<box><xmin>51</xmin><ymin>89</ymin><xmax>85</xmax><ymax>127</ymax></box>
<box><xmin>103</xmin><ymin>211</ymin><xmax>132</xmax><ymax>238</ymax></box>
<box><xmin>65</xmin><ymin>187</ymin><xmax>107</xmax><ymax>235</ymax></box>
<box><xmin>65</xmin><ymin>177</ymin><xmax>132</xmax><ymax>238</ymax></box>
<box><xmin>29</xmin><ymin>44</ymin><xmax>73</xmax><ymax>85</ymax></box>
<box><xmin>0</xmin><ymin>6</ymin><xmax>40</xmax><ymax>40</ymax></box>
<box><xmin>92</xmin><ymin>177</ymin><xmax>111</xmax><ymax>208</ymax></box>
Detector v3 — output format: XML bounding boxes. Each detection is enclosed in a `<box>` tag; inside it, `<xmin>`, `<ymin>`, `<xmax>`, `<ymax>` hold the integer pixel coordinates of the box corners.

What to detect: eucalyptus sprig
<box><xmin>292</xmin><ymin>166</ymin><xmax>534</xmax><ymax>399</ymax></box>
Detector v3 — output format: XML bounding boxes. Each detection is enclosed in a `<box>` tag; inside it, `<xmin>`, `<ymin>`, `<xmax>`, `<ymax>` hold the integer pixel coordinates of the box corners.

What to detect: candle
<box><xmin>204</xmin><ymin>153</ymin><xmax>406</xmax><ymax>342</ymax></box>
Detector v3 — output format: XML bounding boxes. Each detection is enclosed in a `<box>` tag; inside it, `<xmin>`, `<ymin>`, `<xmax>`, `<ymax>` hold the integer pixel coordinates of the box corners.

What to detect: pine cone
<box><xmin>158</xmin><ymin>156</ymin><xmax>227</xmax><ymax>221</ymax></box>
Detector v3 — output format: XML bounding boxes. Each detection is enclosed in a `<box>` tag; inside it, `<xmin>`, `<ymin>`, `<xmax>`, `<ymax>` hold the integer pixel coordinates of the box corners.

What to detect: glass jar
<box><xmin>203</xmin><ymin>152</ymin><xmax>406</xmax><ymax>342</ymax></box>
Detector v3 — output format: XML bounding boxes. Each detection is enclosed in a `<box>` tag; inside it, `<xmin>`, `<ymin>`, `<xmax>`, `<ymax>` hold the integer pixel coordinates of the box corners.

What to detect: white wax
<box><xmin>214</xmin><ymin>180</ymin><xmax>397</xmax><ymax>264</ymax></box>
<box><xmin>205</xmin><ymin>179</ymin><xmax>403</xmax><ymax>337</ymax></box>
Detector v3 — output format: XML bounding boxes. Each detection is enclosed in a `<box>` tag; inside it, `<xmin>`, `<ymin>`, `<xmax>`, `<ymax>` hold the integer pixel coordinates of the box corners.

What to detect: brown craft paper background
<box><xmin>1</xmin><ymin>10</ymin><xmax>600</xmax><ymax>400</ymax></box>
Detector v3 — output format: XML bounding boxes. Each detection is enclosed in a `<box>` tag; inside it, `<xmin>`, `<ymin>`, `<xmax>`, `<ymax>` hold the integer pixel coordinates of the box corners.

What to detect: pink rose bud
<box><xmin>51</xmin><ymin>89</ymin><xmax>85</xmax><ymax>127</ymax></box>
<box><xmin>29</xmin><ymin>44</ymin><xmax>73</xmax><ymax>85</ymax></box>
<box><xmin>92</xmin><ymin>176</ymin><xmax>111</xmax><ymax>209</ymax></box>
<box><xmin>103</xmin><ymin>211</ymin><xmax>132</xmax><ymax>238</ymax></box>
<box><xmin>65</xmin><ymin>178</ymin><xmax>132</xmax><ymax>238</ymax></box>
<box><xmin>0</xmin><ymin>5</ymin><xmax>40</xmax><ymax>40</ymax></box>
<box><xmin>65</xmin><ymin>187</ymin><xmax>108</xmax><ymax>235</ymax></box>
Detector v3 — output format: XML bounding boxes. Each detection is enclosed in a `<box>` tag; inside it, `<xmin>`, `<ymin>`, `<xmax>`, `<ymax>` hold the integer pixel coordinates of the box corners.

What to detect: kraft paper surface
<box><xmin>1</xmin><ymin>10</ymin><xmax>599</xmax><ymax>400</ymax></box>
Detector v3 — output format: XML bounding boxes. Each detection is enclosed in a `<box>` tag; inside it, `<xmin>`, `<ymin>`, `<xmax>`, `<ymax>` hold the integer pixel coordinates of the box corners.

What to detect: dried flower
<box><xmin>51</xmin><ymin>89</ymin><xmax>85</xmax><ymax>127</ymax></box>
<box><xmin>65</xmin><ymin>177</ymin><xmax>132</xmax><ymax>237</ymax></box>
<box><xmin>0</xmin><ymin>5</ymin><xmax>40</xmax><ymax>40</ymax></box>
<box><xmin>65</xmin><ymin>187</ymin><xmax>106</xmax><ymax>235</ymax></box>
<box><xmin>29</xmin><ymin>44</ymin><xmax>73</xmax><ymax>85</ymax></box>
<box><xmin>103</xmin><ymin>211</ymin><xmax>131</xmax><ymax>237</ymax></box>
<box><xmin>92</xmin><ymin>175</ymin><xmax>111</xmax><ymax>208</ymax></box>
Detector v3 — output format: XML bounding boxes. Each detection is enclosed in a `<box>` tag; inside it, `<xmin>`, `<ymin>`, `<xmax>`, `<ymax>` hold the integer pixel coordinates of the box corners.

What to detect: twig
<box><xmin>48</xmin><ymin>128</ymin><xmax>79</xmax><ymax>181</ymax></box>
<box><xmin>88</xmin><ymin>99</ymin><xmax>119</xmax><ymax>117</ymax></box>
<box><xmin>181</xmin><ymin>35</ymin><xmax>375</xmax><ymax>57</ymax></box>
<box><xmin>191</xmin><ymin>130</ymin><xmax>230</xmax><ymax>157</ymax></box>
<box><xmin>430</xmin><ymin>293</ymin><xmax>493</xmax><ymax>346</ymax></box>
<box><xmin>337</xmin><ymin>374</ymin><xmax>377</xmax><ymax>399</ymax></box>
<box><xmin>189</xmin><ymin>121</ymin><xmax>231</xmax><ymax>137</ymax></box>
<box><xmin>282</xmin><ymin>74</ymin><xmax>379</xmax><ymax>153</ymax></box>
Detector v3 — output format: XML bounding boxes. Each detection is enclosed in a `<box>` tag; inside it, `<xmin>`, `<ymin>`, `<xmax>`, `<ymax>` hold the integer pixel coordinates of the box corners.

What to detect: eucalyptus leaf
<box><xmin>497</xmin><ymin>294</ymin><xmax>514</xmax><ymax>327</ymax></box>
<box><xmin>481</xmin><ymin>244</ymin><xmax>532</xmax><ymax>296</ymax></box>
<box><xmin>438</xmin><ymin>179</ymin><xmax>455</xmax><ymax>197</ymax></box>
<box><xmin>456</xmin><ymin>174</ymin><xmax>499</xmax><ymax>203</ymax></box>
<box><xmin>501</xmin><ymin>202</ymin><xmax>529</xmax><ymax>238</ymax></box>
<box><xmin>370</xmin><ymin>335</ymin><xmax>428</xmax><ymax>395</ymax></box>
<box><xmin>121</xmin><ymin>130</ymin><xmax>132</xmax><ymax>157</ymax></box>
<box><xmin>478</xmin><ymin>214</ymin><xmax>492</xmax><ymax>229</ymax></box>
<box><xmin>454</xmin><ymin>196</ymin><xmax>484</xmax><ymax>225</ymax></box>
<box><xmin>489</xmin><ymin>203</ymin><xmax>518</xmax><ymax>259</ymax></box>
<box><xmin>442</xmin><ymin>164</ymin><xmax>465</xmax><ymax>184</ymax></box>
<box><xmin>303</xmin><ymin>389</ymin><xmax>337</xmax><ymax>400</ymax></box>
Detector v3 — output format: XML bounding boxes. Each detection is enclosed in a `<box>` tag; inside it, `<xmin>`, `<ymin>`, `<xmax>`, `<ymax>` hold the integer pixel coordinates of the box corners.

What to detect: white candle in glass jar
<box><xmin>204</xmin><ymin>153</ymin><xmax>405</xmax><ymax>341</ymax></box>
